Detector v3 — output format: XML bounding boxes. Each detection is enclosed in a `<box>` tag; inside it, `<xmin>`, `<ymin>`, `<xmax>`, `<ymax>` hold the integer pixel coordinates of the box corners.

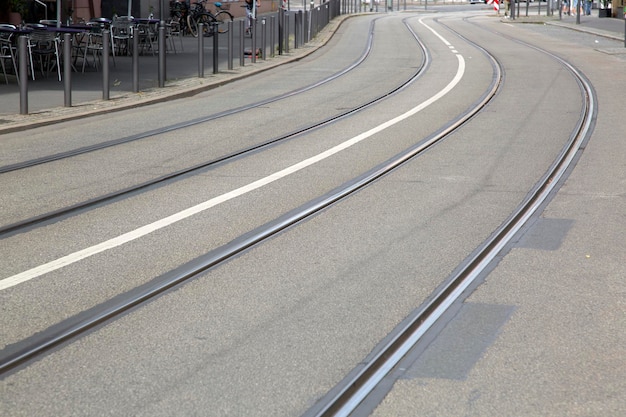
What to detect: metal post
<box><xmin>239</xmin><ymin>20</ymin><xmax>245</xmax><ymax>66</ymax></box>
<box><xmin>63</xmin><ymin>33</ymin><xmax>71</xmax><ymax>107</ymax></box>
<box><xmin>294</xmin><ymin>11</ymin><xmax>299</xmax><ymax>49</ymax></box>
<box><xmin>158</xmin><ymin>21</ymin><xmax>166</xmax><ymax>87</ymax></box>
<box><xmin>261</xmin><ymin>18</ymin><xmax>267</xmax><ymax>59</ymax></box>
<box><xmin>133</xmin><ymin>30</ymin><xmax>139</xmax><ymax>92</ymax></box>
<box><xmin>198</xmin><ymin>23</ymin><xmax>205</xmax><ymax>77</ymax></box>
<box><xmin>525</xmin><ymin>0</ymin><xmax>529</xmax><ymax>16</ymax></box>
<box><xmin>285</xmin><ymin>13</ymin><xmax>289</xmax><ymax>53</ymax></box>
<box><xmin>251</xmin><ymin>18</ymin><xmax>257</xmax><ymax>63</ymax></box>
<box><xmin>304</xmin><ymin>10</ymin><xmax>309</xmax><ymax>43</ymax></box>
<box><xmin>102</xmin><ymin>30</ymin><xmax>110</xmax><ymax>100</ymax></box>
<box><xmin>213</xmin><ymin>23</ymin><xmax>219</xmax><ymax>74</ymax></box>
<box><xmin>18</xmin><ymin>36</ymin><xmax>28</xmax><ymax>115</ymax></box>
<box><xmin>228</xmin><ymin>21</ymin><xmax>233</xmax><ymax>70</ymax></box>
<box><xmin>271</xmin><ymin>16</ymin><xmax>276</xmax><ymax>57</ymax></box>
<box><xmin>278</xmin><ymin>8</ymin><xmax>284</xmax><ymax>55</ymax></box>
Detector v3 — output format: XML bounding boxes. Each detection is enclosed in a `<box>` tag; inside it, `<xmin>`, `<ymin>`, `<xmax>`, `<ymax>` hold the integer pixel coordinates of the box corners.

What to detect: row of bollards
<box><xmin>15</xmin><ymin>6</ymin><xmax>333</xmax><ymax>115</ymax></box>
<box><xmin>17</xmin><ymin>30</ymin><xmax>114</xmax><ymax>115</ymax></box>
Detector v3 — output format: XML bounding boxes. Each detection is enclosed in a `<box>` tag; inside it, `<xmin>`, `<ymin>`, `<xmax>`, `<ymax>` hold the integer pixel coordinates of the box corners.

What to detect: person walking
<box><xmin>245</xmin><ymin>0</ymin><xmax>256</xmax><ymax>35</ymax></box>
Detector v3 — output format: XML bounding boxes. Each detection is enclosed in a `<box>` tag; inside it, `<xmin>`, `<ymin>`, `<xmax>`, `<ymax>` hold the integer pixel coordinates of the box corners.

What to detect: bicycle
<box><xmin>169</xmin><ymin>1</ymin><xmax>191</xmax><ymax>36</ymax></box>
<box><xmin>186</xmin><ymin>0</ymin><xmax>234</xmax><ymax>37</ymax></box>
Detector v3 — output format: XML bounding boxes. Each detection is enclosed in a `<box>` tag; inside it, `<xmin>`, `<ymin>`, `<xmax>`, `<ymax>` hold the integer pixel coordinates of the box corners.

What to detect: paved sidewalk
<box><xmin>0</xmin><ymin>14</ymin><xmax>345</xmax><ymax>134</ymax></box>
<box><xmin>514</xmin><ymin>12</ymin><xmax>626</xmax><ymax>42</ymax></box>
<box><xmin>1</xmin><ymin>12</ymin><xmax>624</xmax><ymax>134</ymax></box>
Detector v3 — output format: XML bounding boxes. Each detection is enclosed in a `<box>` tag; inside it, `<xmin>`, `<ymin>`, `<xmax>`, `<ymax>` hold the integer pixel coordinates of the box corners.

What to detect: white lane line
<box><xmin>1</xmin><ymin>32</ymin><xmax>465</xmax><ymax>292</ymax></box>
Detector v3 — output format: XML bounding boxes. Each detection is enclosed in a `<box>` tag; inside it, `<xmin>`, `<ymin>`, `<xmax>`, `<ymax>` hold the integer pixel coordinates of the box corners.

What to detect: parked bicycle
<box><xmin>186</xmin><ymin>0</ymin><xmax>234</xmax><ymax>37</ymax></box>
<box><xmin>170</xmin><ymin>0</ymin><xmax>191</xmax><ymax>36</ymax></box>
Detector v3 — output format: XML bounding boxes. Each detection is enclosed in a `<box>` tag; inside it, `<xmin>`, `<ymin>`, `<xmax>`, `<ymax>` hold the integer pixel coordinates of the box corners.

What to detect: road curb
<box><xmin>0</xmin><ymin>14</ymin><xmax>352</xmax><ymax>135</ymax></box>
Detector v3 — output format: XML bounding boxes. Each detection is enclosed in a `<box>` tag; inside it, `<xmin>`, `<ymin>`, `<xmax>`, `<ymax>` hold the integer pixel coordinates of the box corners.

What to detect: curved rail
<box><xmin>0</xmin><ymin>19</ymin><xmax>381</xmax><ymax>176</ymax></box>
<box><xmin>305</xmin><ymin>16</ymin><xmax>597</xmax><ymax>417</ymax></box>
<box><xmin>0</xmin><ymin>16</ymin><xmax>498</xmax><ymax>377</ymax></box>
<box><xmin>0</xmin><ymin>18</ymin><xmax>428</xmax><ymax>238</ymax></box>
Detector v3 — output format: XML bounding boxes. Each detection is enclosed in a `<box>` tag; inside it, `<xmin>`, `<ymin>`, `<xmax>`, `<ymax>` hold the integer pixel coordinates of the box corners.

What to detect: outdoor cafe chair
<box><xmin>166</xmin><ymin>17</ymin><xmax>183</xmax><ymax>53</ymax></box>
<box><xmin>111</xmin><ymin>16</ymin><xmax>134</xmax><ymax>57</ymax></box>
<box><xmin>0</xmin><ymin>26</ymin><xmax>19</xmax><ymax>84</ymax></box>
<box><xmin>27</xmin><ymin>29</ymin><xmax>61</xmax><ymax>81</ymax></box>
<box><xmin>136</xmin><ymin>22</ymin><xmax>157</xmax><ymax>56</ymax></box>
<box><xmin>81</xmin><ymin>24</ymin><xmax>115</xmax><ymax>72</ymax></box>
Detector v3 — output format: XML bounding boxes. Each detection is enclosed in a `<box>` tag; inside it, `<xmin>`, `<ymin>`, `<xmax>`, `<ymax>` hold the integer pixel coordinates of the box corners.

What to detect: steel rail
<box><xmin>0</xmin><ymin>18</ymin><xmax>427</xmax><ymax>239</ymax></box>
<box><xmin>0</xmin><ymin>15</ymin><xmax>498</xmax><ymax>376</ymax></box>
<box><xmin>0</xmin><ymin>18</ymin><xmax>382</xmax><ymax>176</ymax></box>
<box><xmin>0</xmin><ymin>17</ymin><xmax>433</xmax><ymax>375</ymax></box>
<box><xmin>306</xmin><ymin>17</ymin><xmax>596</xmax><ymax>417</ymax></box>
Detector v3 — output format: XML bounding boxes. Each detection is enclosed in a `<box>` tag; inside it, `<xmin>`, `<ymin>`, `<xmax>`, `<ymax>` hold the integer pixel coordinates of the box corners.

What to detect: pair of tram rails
<box><xmin>0</xmin><ymin>15</ymin><xmax>595</xmax><ymax>417</ymax></box>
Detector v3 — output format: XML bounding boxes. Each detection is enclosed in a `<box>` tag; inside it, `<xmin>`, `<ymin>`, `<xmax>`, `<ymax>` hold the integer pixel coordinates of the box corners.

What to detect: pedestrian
<box><xmin>504</xmin><ymin>0</ymin><xmax>511</xmax><ymax>17</ymax></box>
<box><xmin>584</xmin><ymin>0</ymin><xmax>592</xmax><ymax>14</ymax></box>
<box><xmin>245</xmin><ymin>0</ymin><xmax>255</xmax><ymax>35</ymax></box>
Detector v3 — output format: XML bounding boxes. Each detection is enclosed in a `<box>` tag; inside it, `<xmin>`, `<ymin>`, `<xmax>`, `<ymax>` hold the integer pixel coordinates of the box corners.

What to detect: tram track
<box><xmin>0</xmin><ymin>17</ymin><xmax>429</xmax><ymax>239</ymax></box>
<box><xmin>303</xmin><ymin>16</ymin><xmax>597</xmax><ymax>417</ymax></box>
<box><xmin>0</xmin><ymin>11</ymin><xmax>604</xmax><ymax>416</ymax></box>
<box><xmin>0</xmin><ymin>21</ymin><xmax>379</xmax><ymax>176</ymax></box>
<box><xmin>0</xmin><ymin>15</ymin><xmax>499</xmax><ymax>377</ymax></box>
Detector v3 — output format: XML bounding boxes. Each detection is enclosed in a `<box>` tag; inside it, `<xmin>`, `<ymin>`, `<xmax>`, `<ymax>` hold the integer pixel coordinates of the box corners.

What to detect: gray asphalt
<box><xmin>2</xmin><ymin>8</ymin><xmax>626</xmax><ymax>416</ymax></box>
<box><xmin>371</xmin><ymin>12</ymin><xmax>626</xmax><ymax>417</ymax></box>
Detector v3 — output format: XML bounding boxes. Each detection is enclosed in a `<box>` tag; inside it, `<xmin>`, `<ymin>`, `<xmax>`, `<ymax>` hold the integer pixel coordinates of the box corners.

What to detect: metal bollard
<box><xmin>158</xmin><ymin>21</ymin><xmax>166</xmax><ymax>87</ymax></box>
<box><xmin>285</xmin><ymin>13</ymin><xmax>289</xmax><ymax>53</ymax></box>
<box><xmin>102</xmin><ymin>30</ymin><xmax>110</xmax><ymax>100</ymax></box>
<box><xmin>198</xmin><ymin>23</ymin><xmax>205</xmax><ymax>77</ymax></box>
<box><xmin>251</xmin><ymin>18</ymin><xmax>256</xmax><ymax>63</ymax></box>
<box><xmin>294</xmin><ymin>11</ymin><xmax>300</xmax><ymax>49</ymax></box>
<box><xmin>270</xmin><ymin>16</ymin><xmax>275</xmax><ymax>58</ymax></box>
<box><xmin>63</xmin><ymin>33</ymin><xmax>72</xmax><ymax>107</ymax></box>
<box><xmin>240</xmin><ymin>20</ymin><xmax>245</xmax><ymax>67</ymax></box>
<box><xmin>278</xmin><ymin>9</ymin><xmax>284</xmax><ymax>55</ymax></box>
<box><xmin>305</xmin><ymin>10</ymin><xmax>309</xmax><ymax>44</ymax></box>
<box><xmin>213</xmin><ymin>23</ymin><xmax>219</xmax><ymax>74</ymax></box>
<box><xmin>19</xmin><ymin>36</ymin><xmax>28</xmax><ymax>115</ymax></box>
<box><xmin>133</xmin><ymin>30</ymin><xmax>139</xmax><ymax>92</ymax></box>
<box><xmin>261</xmin><ymin>18</ymin><xmax>266</xmax><ymax>60</ymax></box>
<box><xmin>228</xmin><ymin>21</ymin><xmax>233</xmax><ymax>70</ymax></box>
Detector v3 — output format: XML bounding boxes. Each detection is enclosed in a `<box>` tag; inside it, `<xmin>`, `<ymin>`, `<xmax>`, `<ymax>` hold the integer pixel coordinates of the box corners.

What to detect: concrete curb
<box><xmin>0</xmin><ymin>14</ymin><xmax>352</xmax><ymax>135</ymax></box>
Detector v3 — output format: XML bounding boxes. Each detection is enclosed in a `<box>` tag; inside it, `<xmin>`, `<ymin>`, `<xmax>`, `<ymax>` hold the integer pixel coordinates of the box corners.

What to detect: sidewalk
<box><xmin>510</xmin><ymin>11</ymin><xmax>626</xmax><ymax>42</ymax></box>
<box><xmin>0</xmin><ymin>12</ymin><xmax>624</xmax><ymax>134</ymax></box>
<box><xmin>0</xmin><ymin>13</ymin><xmax>344</xmax><ymax>134</ymax></box>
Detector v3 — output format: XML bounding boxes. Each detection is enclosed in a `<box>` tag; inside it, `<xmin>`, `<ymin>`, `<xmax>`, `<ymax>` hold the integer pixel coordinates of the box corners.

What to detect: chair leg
<box><xmin>55</xmin><ymin>43</ymin><xmax>61</xmax><ymax>81</ymax></box>
<box><xmin>81</xmin><ymin>44</ymin><xmax>88</xmax><ymax>72</ymax></box>
<box><xmin>11</xmin><ymin>48</ymin><xmax>19</xmax><ymax>84</ymax></box>
<box><xmin>28</xmin><ymin>46</ymin><xmax>35</xmax><ymax>81</ymax></box>
<box><xmin>0</xmin><ymin>57</ymin><xmax>7</xmax><ymax>84</ymax></box>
